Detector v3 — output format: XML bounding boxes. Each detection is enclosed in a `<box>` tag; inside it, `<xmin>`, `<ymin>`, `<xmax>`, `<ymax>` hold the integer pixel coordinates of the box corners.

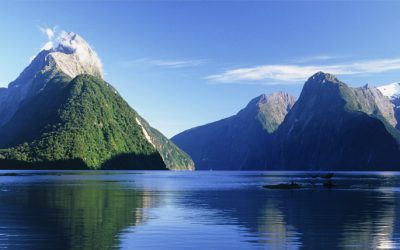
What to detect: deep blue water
<box><xmin>0</xmin><ymin>171</ymin><xmax>400</xmax><ymax>249</ymax></box>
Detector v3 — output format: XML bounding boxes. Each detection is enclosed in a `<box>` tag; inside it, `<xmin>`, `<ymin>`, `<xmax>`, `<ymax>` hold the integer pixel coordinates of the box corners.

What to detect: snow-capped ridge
<box><xmin>377</xmin><ymin>82</ymin><xmax>400</xmax><ymax>100</ymax></box>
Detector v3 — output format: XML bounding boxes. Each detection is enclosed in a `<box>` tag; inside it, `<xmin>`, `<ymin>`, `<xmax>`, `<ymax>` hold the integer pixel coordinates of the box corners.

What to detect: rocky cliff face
<box><xmin>47</xmin><ymin>32</ymin><xmax>103</xmax><ymax>79</ymax></box>
<box><xmin>254</xmin><ymin>92</ymin><xmax>296</xmax><ymax>133</ymax></box>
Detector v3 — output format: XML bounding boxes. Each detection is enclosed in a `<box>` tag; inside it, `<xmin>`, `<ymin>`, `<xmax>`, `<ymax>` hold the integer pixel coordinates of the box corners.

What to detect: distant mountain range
<box><xmin>0</xmin><ymin>31</ymin><xmax>194</xmax><ymax>170</ymax></box>
<box><xmin>173</xmin><ymin>72</ymin><xmax>400</xmax><ymax>170</ymax></box>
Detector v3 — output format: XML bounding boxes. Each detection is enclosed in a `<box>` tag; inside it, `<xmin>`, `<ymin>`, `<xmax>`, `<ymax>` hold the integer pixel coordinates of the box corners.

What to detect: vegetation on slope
<box><xmin>0</xmin><ymin>74</ymin><xmax>167</xmax><ymax>170</ymax></box>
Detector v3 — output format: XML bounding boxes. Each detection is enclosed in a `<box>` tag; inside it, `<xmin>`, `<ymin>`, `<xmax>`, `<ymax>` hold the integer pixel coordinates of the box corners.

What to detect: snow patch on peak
<box><xmin>377</xmin><ymin>82</ymin><xmax>400</xmax><ymax>99</ymax></box>
<box><xmin>38</xmin><ymin>29</ymin><xmax>103</xmax><ymax>79</ymax></box>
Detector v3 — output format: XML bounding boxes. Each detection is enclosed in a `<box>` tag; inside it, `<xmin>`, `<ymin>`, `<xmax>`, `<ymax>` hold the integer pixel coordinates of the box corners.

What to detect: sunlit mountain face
<box><xmin>0</xmin><ymin>31</ymin><xmax>194</xmax><ymax>171</ymax></box>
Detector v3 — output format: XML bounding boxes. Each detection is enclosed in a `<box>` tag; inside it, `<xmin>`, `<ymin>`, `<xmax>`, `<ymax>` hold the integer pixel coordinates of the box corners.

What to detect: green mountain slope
<box><xmin>0</xmin><ymin>74</ymin><xmax>192</xmax><ymax>170</ymax></box>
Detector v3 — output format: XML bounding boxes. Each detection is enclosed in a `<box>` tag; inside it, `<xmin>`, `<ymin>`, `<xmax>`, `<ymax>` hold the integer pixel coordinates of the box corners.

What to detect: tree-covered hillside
<box><xmin>0</xmin><ymin>74</ymin><xmax>183</xmax><ymax>170</ymax></box>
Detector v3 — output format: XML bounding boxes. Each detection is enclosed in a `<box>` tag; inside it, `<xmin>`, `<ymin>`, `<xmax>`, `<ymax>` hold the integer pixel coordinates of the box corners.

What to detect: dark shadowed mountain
<box><xmin>271</xmin><ymin>72</ymin><xmax>400</xmax><ymax>170</ymax></box>
<box><xmin>174</xmin><ymin>72</ymin><xmax>400</xmax><ymax>170</ymax></box>
<box><xmin>172</xmin><ymin>92</ymin><xmax>295</xmax><ymax>170</ymax></box>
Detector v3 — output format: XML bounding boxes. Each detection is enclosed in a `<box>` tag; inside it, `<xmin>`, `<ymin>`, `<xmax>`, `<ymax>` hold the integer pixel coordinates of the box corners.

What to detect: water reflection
<box><xmin>339</xmin><ymin>191</ymin><xmax>399</xmax><ymax>249</ymax></box>
<box><xmin>258</xmin><ymin>203</ymin><xmax>300</xmax><ymax>249</ymax></box>
<box><xmin>154</xmin><ymin>173</ymin><xmax>400</xmax><ymax>249</ymax></box>
<box><xmin>0</xmin><ymin>172</ymin><xmax>400</xmax><ymax>249</ymax></box>
<box><xmin>0</xmin><ymin>180</ymin><xmax>157</xmax><ymax>250</ymax></box>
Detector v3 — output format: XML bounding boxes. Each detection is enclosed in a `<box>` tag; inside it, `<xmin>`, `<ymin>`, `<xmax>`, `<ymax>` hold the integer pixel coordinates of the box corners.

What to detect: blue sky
<box><xmin>1</xmin><ymin>1</ymin><xmax>400</xmax><ymax>137</ymax></box>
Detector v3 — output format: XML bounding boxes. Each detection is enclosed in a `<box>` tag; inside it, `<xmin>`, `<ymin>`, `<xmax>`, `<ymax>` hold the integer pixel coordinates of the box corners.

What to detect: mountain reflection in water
<box><xmin>0</xmin><ymin>171</ymin><xmax>399</xmax><ymax>249</ymax></box>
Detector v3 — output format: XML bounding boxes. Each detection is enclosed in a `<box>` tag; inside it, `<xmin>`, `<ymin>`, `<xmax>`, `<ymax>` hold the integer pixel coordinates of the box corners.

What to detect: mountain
<box><xmin>0</xmin><ymin>31</ymin><xmax>194</xmax><ymax>170</ymax></box>
<box><xmin>174</xmin><ymin>72</ymin><xmax>400</xmax><ymax>171</ymax></box>
<box><xmin>378</xmin><ymin>82</ymin><xmax>400</xmax><ymax>129</ymax></box>
<box><xmin>0</xmin><ymin>32</ymin><xmax>103</xmax><ymax>128</ymax></box>
<box><xmin>271</xmin><ymin>72</ymin><xmax>400</xmax><ymax>170</ymax></box>
<box><xmin>172</xmin><ymin>92</ymin><xmax>295</xmax><ymax>170</ymax></box>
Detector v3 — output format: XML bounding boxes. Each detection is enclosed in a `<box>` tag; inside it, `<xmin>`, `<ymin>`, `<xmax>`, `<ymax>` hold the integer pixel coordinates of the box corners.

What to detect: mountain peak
<box><xmin>309</xmin><ymin>71</ymin><xmax>340</xmax><ymax>83</ymax></box>
<box><xmin>302</xmin><ymin>72</ymin><xmax>345</xmax><ymax>94</ymax></box>
<box><xmin>0</xmin><ymin>30</ymin><xmax>104</xmax><ymax>127</ymax></box>
<box><xmin>242</xmin><ymin>91</ymin><xmax>295</xmax><ymax>133</ymax></box>
<box><xmin>44</xmin><ymin>31</ymin><xmax>103</xmax><ymax>79</ymax></box>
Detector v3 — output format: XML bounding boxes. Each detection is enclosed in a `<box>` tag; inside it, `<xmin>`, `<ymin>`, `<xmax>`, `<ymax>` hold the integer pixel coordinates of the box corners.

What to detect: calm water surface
<box><xmin>0</xmin><ymin>171</ymin><xmax>399</xmax><ymax>249</ymax></box>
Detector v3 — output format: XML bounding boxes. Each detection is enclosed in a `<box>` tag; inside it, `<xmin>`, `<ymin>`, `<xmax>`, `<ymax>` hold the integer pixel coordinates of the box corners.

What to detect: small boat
<box><xmin>263</xmin><ymin>181</ymin><xmax>301</xmax><ymax>190</ymax></box>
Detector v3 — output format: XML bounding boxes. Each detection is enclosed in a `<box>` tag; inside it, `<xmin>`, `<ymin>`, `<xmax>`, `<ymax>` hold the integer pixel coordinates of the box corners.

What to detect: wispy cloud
<box><xmin>289</xmin><ymin>54</ymin><xmax>348</xmax><ymax>64</ymax></box>
<box><xmin>207</xmin><ymin>57</ymin><xmax>400</xmax><ymax>85</ymax></box>
<box><xmin>121</xmin><ymin>58</ymin><xmax>206</xmax><ymax>68</ymax></box>
<box><xmin>39</xmin><ymin>27</ymin><xmax>55</xmax><ymax>40</ymax></box>
<box><xmin>29</xmin><ymin>26</ymin><xmax>57</xmax><ymax>62</ymax></box>
<box><xmin>38</xmin><ymin>26</ymin><xmax>57</xmax><ymax>51</ymax></box>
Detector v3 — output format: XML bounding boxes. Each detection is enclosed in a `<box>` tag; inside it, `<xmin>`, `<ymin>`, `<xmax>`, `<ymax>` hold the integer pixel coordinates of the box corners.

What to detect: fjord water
<box><xmin>0</xmin><ymin>171</ymin><xmax>400</xmax><ymax>249</ymax></box>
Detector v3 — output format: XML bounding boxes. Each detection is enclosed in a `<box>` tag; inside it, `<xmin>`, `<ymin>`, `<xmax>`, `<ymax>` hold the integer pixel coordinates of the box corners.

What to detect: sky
<box><xmin>0</xmin><ymin>1</ymin><xmax>400</xmax><ymax>137</ymax></box>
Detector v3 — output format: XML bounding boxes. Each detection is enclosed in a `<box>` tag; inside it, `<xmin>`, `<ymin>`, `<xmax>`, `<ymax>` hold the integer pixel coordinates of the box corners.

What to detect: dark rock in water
<box><xmin>263</xmin><ymin>181</ymin><xmax>301</xmax><ymax>190</ymax></box>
